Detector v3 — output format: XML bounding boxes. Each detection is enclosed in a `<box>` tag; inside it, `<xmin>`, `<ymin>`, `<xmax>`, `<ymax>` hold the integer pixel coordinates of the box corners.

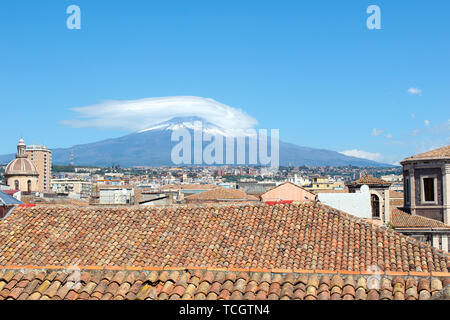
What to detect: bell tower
<box><xmin>17</xmin><ymin>138</ymin><xmax>27</xmax><ymax>158</ymax></box>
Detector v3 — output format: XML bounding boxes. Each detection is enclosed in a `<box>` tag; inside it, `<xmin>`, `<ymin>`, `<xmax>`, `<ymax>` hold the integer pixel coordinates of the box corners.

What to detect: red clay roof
<box><xmin>184</xmin><ymin>187</ymin><xmax>259</xmax><ymax>201</ymax></box>
<box><xmin>0</xmin><ymin>202</ymin><xmax>447</xmax><ymax>272</ymax></box>
<box><xmin>347</xmin><ymin>175</ymin><xmax>391</xmax><ymax>187</ymax></box>
<box><xmin>402</xmin><ymin>145</ymin><xmax>450</xmax><ymax>162</ymax></box>
<box><xmin>0</xmin><ymin>267</ymin><xmax>448</xmax><ymax>300</ymax></box>
<box><xmin>391</xmin><ymin>208</ymin><xmax>450</xmax><ymax>229</ymax></box>
<box><xmin>2</xmin><ymin>190</ymin><xmax>19</xmax><ymax>196</ymax></box>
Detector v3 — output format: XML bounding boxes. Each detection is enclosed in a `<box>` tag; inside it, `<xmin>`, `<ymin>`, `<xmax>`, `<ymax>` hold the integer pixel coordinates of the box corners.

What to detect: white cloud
<box><xmin>424</xmin><ymin>120</ymin><xmax>430</xmax><ymax>126</ymax></box>
<box><xmin>61</xmin><ymin>96</ymin><xmax>258</xmax><ymax>131</ymax></box>
<box><xmin>407</xmin><ymin>87</ymin><xmax>422</xmax><ymax>95</ymax></box>
<box><xmin>386</xmin><ymin>133</ymin><xmax>393</xmax><ymax>139</ymax></box>
<box><xmin>410</xmin><ymin>112</ymin><xmax>416</xmax><ymax>118</ymax></box>
<box><xmin>371</xmin><ymin>128</ymin><xmax>384</xmax><ymax>136</ymax></box>
<box><xmin>340</xmin><ymin>149</ymin><xmax>385</xmax><ymax>162</ymax></box>
<box><xmin>412</xmin><ymin>129</ymin><xmax>421</xmax><ymax>136</ymax></box>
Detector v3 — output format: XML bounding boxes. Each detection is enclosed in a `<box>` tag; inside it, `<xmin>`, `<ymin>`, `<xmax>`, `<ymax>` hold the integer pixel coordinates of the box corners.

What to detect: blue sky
<box><xmin>0</xmin><ymin>0</ymin><xmax>449</xmax><ymax>165</ymax></box>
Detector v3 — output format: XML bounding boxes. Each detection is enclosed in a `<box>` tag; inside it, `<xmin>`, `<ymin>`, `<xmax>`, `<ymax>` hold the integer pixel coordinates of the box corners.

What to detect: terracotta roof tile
<box><xmin>402</xmin><ymin>145</ymin><xmax>450</xmax><ymax>162</ymax></box>
<box><xmin>1</xmin><ymin>203</ymin><xmax>447</xmax><ymax>273</ymax></box>
<box><xmin>184</xmin><ymin>187</ymin><xmax>259</xmax><ymax>202</ymax></box>
<box><xmin>392</xmin><ymin>208</ymin><xmax>450</xmax><ymax>229</ymax></box>
<box><xmin>347</xmin><ymin>175</ymin><xmax>391</xmax><ymax>187</ymax></box>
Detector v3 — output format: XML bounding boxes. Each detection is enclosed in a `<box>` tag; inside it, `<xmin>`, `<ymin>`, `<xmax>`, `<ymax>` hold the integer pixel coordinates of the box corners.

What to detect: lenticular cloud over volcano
<box><xmin>61</xmin><ymin>96</ymin><xmax>258</xmax><ymax>131</ymax></box>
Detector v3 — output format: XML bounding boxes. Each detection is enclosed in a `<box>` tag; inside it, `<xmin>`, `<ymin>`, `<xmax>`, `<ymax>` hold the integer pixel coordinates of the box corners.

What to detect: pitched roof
<box><xmin>391</xmin><ymin>208</ymin><xmax>450</xmax><ymax>229</ymax></box>
<box><xmin>0</xmin><ymin>202</ymin><xmax>448</xmax><ymax>272</ymax></box>
<box><xmin>184</xmin><ymin>187</ymin><xmax>259</xmax><ymax>201</ymax></box>
<box><xmin>0</xmin><ymin>191</ymin><xmax>22</xmax><ymax>206</ymax></box>
<box><xmin>263</xmin><ymin>182</ymin><xmax>312</xmax><ymax>193</ymax></box>
<box><xmin>347</xmin><ymin>175</ymin><xmax>391</xmax><ymax>187</ymax></box>
<box><xmin>0</xmin><ymin>267</ymin><xmax>448</xmax><ymax>300</ymax></box>
<box><xmin>402</xmin><ymin>145</ymin><xmax>450</xmax><ymax>162</ymax></box>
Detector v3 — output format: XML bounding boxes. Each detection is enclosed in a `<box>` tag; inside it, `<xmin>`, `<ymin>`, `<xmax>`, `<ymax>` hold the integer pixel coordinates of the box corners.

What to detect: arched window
<box><xmin>27</xmin><ymin>180</ymin><xmax>32</xmax><ymax>193</ymax></box>
<box><xmin>14</xmin><ymin>180</ymin><xmax>19</xmax><ymax>191</ymax></box>
<box><xmin>371</xmin><ymin>194</ymin><xmax>380</xmax><ymax>218</ymax></box>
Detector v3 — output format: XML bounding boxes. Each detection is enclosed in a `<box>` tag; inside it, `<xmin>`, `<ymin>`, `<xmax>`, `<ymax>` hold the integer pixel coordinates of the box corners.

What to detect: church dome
<box><xmin>4</xmin><ymin>138</ymin><xmax>39</xmax><ymax>177</ymax></box>
<box><xmin>5</xmin><ymin>158</ymin><xmax>38</xmax><ymax>177</ymax></box>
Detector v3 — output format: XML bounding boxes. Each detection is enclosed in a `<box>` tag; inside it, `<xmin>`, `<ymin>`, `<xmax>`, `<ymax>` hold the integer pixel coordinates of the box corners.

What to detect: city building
<box><xmin>306</xmin><ymin>176</ymin><xmax>345</xmax><ymax>191</ymax></box>
<box><xmin>26</xmin><ymin>144</ymin><xmax>52</xmax><ymax>193</ymax></box>
<box><xmin>287</xmin><ymin>174</ymin><xmax>311</xmax><ymax>187</ymax></box>
<box><xmin>389</xmin><ymin>190</ymin><xmax>404</xmax><ymax>209</ymax></box>
<box><xmin>401</xmin><ymin>145</ymin><xmax>450</xmax><ymax>225</ymax></box>
<box><xmin>4</xmin><ymin>139</ymin><xmax>39</xmax><ymax>193</ymax></box>
<box><xmin>391</xmin><ymin>207</ymin><xmax>450</xmax><ymax>253</ymax></box>
<box><xmin>161</xmin><ymin>184</ymin><xmax>217</xmax><ymax>197</ymax></box>
<box><xmin>382</xmin><ymin>174</ymin><xmax>404</xmax><ymax>192</ymax></box>
<box><xmin>347</xmin><ymin>175</ymin><xmax>391</xmax><ymax>223</ymax></box>
<box><xmin>51</xmin><ymin>178</ymin><xmax>92</xmax><ymax>199</ymax></box>
<box><xmin>317</xmin><ymin>185</ymin><xmax>372</xmax><ymax>221</ymax></box>
<box><xmin>98</xmin><ymin>185</ymin><xmax>134</xmax><ymax>205</ymax></box>
<box><xmin>184</xmin><ymin>187</ymin><xmax>258</xmax><ymax>204</ymax></box>
<box><xmin>260</xmin><ymin>182</ymin><xmax>317</xmax><ymax>202</ymax></box>
<box><xmin>235</xmin><ymin>181</ymin><xmax>277</xmax><ymax>197</ymax></box>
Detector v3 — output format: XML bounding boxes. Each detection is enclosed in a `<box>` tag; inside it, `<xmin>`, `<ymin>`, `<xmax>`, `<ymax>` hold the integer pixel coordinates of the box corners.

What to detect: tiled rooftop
<box><xmin>0</xmin><ymin>202</ymin><xmax>448</xmax><ymax>272</ymax></box>
<box><xmin>402</xmin><ymin>145</ymin><xmax>450</xmax><ymax>162</ymax></box>
<box><xmin>391</xmin><ymin>208</ymin><xmax>450</xmax><ymax>229</ymax></box>
<box><xmin>347</xmin><ymin>175</ymin><xmax>391</xmax><ymax>187</ymax></box>
<box><xmin>0</xmin><ymin>267</ymin><xmax>448</xmax><ymax>300</ymax></box>
<box><xmin>184</xmin><ymin>188</ymin><xmax>259</xmax><ymax>201</ymax></box>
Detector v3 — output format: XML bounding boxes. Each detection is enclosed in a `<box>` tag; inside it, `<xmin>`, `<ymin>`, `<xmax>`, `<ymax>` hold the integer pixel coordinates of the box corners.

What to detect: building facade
<box><xmin>26</xmin><ymin>144</ymin><xmax>52</xmax><ymax>193</ymax></box>
<box><xmin>401</xmin><ymin>145</ymin><xmax>450</xmax><ymax>225</ymax></box>
<box><xmin>347</xmin><ymin>175</ymin><xmax>391</xmax><ymax>223</ymax></box>
<box><xmin>306</xmin><ymin>176</ymin><xmax>345</xmax><ymax>191</ymax></box>
<box><xmin>51</xmin><ymin>179</ymin><xmax>92</xmax><ymax>200</ymax></box>
<box><xmin>98</xmin><ymin>186</ymin><xmax>135</xmax><ymax>205</ymax></box>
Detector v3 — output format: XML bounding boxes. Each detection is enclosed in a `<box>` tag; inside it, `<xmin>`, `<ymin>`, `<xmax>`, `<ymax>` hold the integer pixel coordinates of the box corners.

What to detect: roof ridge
<box><xmin>1</xmin><ymin>265</ymin><xmax>449</xmax><ymax>277</ymax></box>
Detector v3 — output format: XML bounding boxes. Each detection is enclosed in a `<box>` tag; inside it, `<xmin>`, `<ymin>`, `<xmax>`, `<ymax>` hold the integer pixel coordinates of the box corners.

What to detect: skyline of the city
<box><xmin>1</xmin><ymin>1</ymin><xmax>449</xmax><ymax>165</ymax></box>
<box><xmin>1</xmin><ymin>1</ymin><xmax>450</xmax><ymax>307</ymax></box>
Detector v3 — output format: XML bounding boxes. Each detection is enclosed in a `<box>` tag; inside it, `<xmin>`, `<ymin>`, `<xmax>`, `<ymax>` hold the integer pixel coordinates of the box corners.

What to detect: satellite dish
<box><xmin>360</xmin><ymin>185</ymin><xmax>370</xmax><ymax>193</ymax></box>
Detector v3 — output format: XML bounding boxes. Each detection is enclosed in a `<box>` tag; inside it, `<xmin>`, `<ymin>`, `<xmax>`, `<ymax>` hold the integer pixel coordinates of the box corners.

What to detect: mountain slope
<box><xmin>0</xmin><ymin>117</ymin><xmax>391</xmax><ymax>167</ymax></box>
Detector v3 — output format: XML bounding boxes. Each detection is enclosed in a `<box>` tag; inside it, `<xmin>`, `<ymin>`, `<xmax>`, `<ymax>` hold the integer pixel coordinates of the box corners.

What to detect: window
<box><xmin>14</xmin><ymin>180</ymin><xmax>19</xmax><ymax>190</ymax></box>
<box><xmin>371</xmin><ymin>194</ymin><xmax>380</xmax><ymax>218</ymax></box>
<box><xmin>405</xmin><ymin>177</ymin><xmax>410</xmax><ymax>203</ymax></box>
<box><xmin>423</xmin><ymin>177</ymin><xmax>436</xmax><ymax>202</ymax></box>
<box><xmin>27</xmin><ymin>180</ymin><xmax>32</xmax><ymax>193</ymax></box>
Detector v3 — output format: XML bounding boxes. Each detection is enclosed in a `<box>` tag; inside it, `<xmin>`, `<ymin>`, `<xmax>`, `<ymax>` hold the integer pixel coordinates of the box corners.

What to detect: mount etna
<box><xmin>0</xmin><ymin>117</ymin><xmax>391</xmax><ymax>167</ymax></box>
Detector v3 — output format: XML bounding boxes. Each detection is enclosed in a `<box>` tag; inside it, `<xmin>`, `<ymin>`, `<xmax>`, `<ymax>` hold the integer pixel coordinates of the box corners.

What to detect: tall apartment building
<box><xmin>26</xmin><ymin>145</ymin><xmax>52</xmax><ymax>193</ymax></box>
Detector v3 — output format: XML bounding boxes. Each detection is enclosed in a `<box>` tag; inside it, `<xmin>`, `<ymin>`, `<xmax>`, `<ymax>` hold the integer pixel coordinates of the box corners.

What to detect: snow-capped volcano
<box><xmin>0</xmin><ymin>116</ymin><xmax>392</xmax><ymax>167</ymax></box>
<box><xmin>138</xmin><ymin>116</ymin><xmax>239</xmax><ymax>137</ymax></box>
